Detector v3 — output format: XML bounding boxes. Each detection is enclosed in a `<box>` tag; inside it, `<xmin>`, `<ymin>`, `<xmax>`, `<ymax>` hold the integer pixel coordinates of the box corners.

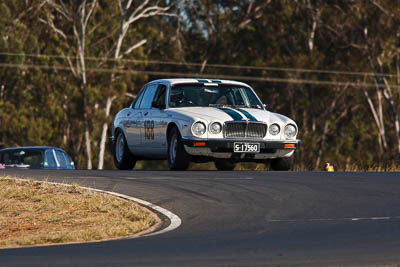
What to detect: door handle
<box><xmin>127</xmin><ymin>113</ymin><xmax>131</xmax><ymax>116</ymax></box>
<box><xmin>144</xmin><ymin>112</ymin><xmax>149</xmax><ymax>116</ymax></box>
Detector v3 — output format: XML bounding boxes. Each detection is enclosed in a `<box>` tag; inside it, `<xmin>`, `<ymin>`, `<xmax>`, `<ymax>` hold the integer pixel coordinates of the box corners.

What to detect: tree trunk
<box><xmin>377</xmin><ymin>89</ymin><xmax>387</xmax><ymax>151</ymax></box>
<box><xmin>370</xmin><ymin>56</ymin><xmax>400</xmax><ymax>155</ymax></box>
<box><xmin>363</xmin><ymin>89</ymin><xmax>387</xmax><ymax>155</ymax></box>
<box><xmin>84</xmin><ymin>113</ymin><xmax>92</xmax><ymax>170</ymax></box>
<box><xmin>314</xmin><ymin>88</ymin><xmax>342</xmax><ymax>169</ymax></box>
<box><xmin>98</xmin><ymin>96</ymin><xmax>116</xmax><ymax>170</ymax></box>
<box><xmin>305</xmin><ymin>0</ymin><xmax>320</xmax><ymax>52</ymax></box>
<box><xmin>315</xmin><ymin>119</ymin><xmax>329</xmax><ymax>169</ymax></box>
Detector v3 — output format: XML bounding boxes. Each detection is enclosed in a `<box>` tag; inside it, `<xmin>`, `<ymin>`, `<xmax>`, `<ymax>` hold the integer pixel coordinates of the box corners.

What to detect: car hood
<box><xmin>168</xmin><ymin>107</ymin><xmax>295</xmax><ymax>125</ymax></box>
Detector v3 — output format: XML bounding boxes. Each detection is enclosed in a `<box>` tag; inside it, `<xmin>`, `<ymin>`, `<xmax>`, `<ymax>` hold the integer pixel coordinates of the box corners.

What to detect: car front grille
<box><xmin>224</xmin><ymin>122</ymin><xmax>267</xmax><ymax>138</ymax></box>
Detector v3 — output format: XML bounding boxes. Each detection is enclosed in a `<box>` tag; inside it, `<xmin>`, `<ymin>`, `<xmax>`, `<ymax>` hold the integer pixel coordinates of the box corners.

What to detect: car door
<box><xmin>137</xmin><ymin>83</ymin><xmax>158</xmax><ymax>155</ymax></box>
<box><xmin>125</xmin><ymin>87</ymin><xmax>146</xmax><ymax>153</ymax></box>
<box><xmin>149</xmin><ymin>84</ymin><xmax>169</xmax><ymax>155</ymax></box>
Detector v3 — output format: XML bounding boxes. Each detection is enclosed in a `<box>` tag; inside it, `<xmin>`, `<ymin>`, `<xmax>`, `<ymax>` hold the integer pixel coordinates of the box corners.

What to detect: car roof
<box><xmin>149</xmin><ymin>78</ymin><xmax>251</xmax><ymax>87</ymax></box>
<box><xmin>0</xmin><ymin>146</ymin><xmax>64</xmax><ymax>152</ymax></box>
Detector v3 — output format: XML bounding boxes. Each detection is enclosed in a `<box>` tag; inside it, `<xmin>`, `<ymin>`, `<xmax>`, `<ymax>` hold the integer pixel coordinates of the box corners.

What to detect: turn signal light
<box><xmin>284</xmin><ymin>143</ymin><xmax>295</xmax><ymax>148</ymax></box>
<box><xmin>194</xmin><ymin>141</ymin><xmax>206</xmax><ymax>147</ymax></box>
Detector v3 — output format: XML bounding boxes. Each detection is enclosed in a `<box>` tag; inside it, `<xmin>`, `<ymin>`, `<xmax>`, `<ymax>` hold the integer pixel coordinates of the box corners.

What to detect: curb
<box><xmin>84</xmin><ymin>186</ymin><xmax>182</xmax><ymax>237</ymax></box>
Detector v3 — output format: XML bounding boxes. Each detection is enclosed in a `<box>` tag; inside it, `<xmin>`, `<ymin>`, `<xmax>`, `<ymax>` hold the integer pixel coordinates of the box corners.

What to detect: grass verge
<box><xmin>0</xmin><ymin>176</ymin><xmax>160</xmax><ymax>248</ymax></box>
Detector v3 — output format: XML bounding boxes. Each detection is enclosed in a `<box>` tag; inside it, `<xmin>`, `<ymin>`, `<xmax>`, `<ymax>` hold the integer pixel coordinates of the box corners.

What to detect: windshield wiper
<box><xmin>209</xmin><ymin>104</ymin><xmax>263</xmax><ymax>109</ymax></box>
<box><xmin>250</xmin><ymin>104</ymin><xmax>263</xmax><ymax>109</ymax></box>
<box><xmin>209</xmin><ymin>104</ymin><xmax>235</xmax><ymax>108</ymax></box>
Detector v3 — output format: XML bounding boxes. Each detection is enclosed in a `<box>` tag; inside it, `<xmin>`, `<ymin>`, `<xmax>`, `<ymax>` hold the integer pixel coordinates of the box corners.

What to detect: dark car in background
<box><xmin>0</xmin><ymin>146</ymin><xmax>75</xmax><ymax>170</ymax></box>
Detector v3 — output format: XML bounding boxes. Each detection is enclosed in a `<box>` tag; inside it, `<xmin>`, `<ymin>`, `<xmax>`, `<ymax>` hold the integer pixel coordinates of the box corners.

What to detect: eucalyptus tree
<box><xmin>41</xmin><ymin>0</ymin><xmax>99</xmax><ymax>169</ymax></box>
<box><xmin>39</xmin><ymin>0</ymin><xmax>176</xmax><ymax>169</ymax></box>
<box><xmin>177</xmin><ymin>0</ymin><xmax>400</xmax><ymax>169</ymax></box>
<box><xmin>318</xmin><ymin>0</ymin><xmax>400</xmax><ymax>162</ymax></box>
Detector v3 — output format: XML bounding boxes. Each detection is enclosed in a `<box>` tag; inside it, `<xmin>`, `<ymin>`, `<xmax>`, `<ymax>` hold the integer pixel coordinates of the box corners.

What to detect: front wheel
<box><xmin>167</xmin><ymin>127</ymin><xmax>190</xmax><ymax>170</ymax></box>
<box><xmin>114</xmin><ymin>131</ymin><xmax>136</xmax><ymax>170</ymax></box>
<box><xmin>270</xmin><ymin>156</ymin><xmax>293</xmax><ymax>171</ymax></box>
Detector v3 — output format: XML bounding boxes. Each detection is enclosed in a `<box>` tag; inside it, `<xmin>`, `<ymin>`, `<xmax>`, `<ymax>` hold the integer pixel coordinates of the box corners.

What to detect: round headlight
<box><xmin>192</xmin><ymin>122</ymin><xmax>206</xmax><ymax>136</ymax></box>
<box><xmin>209</xmin><ymin>122</ymin><xmax>222</xmax><ymax>134</ymax></box>
<box><xmin>269</xmin><ymin>124</ymin><xmax>280</xmax><ymax>135</ymax></box>
<box><xmin>284</xmin><ymin>124</ymin><xmax>297</xmax><ymax>139</ymax></box>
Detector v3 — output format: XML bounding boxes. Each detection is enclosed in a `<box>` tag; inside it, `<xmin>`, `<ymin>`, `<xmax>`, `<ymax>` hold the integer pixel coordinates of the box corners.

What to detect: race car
<box><xmin>111</xmin><ymin>78</ymin><xmax>300</xmax><ymax>171</ymax></box>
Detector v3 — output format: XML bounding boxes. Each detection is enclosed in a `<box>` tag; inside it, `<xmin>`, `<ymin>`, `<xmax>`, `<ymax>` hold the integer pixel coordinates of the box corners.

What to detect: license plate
<box><xmin>234</xmin><ymin>142</ymin><xmax>260</xmax><ymax>153</ymax></box>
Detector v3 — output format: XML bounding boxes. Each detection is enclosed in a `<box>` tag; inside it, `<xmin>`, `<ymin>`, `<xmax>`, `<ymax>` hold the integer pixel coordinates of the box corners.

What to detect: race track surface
<box><xmin>1</xmin><ymin>170</ymin><xmax>400</xmax><ymax>266</ymax></box>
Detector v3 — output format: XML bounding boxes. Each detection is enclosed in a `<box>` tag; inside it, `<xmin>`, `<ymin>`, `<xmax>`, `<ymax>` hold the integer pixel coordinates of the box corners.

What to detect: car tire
<box><xmin>114</xmin><ymin>130</ymin><xmax>136</xmax><ymax>170</ymax></box>
<box><xmin>270</xmin><ymin>156</ymin><xmax>293</xmax><ymax>171</ymax></box>
<box><xmin>214</xmin><ymin>159</ymin><xmax>236</xmax><ymax>171</ymax></box>
<box><xmin>168</xmin><ymin>127</ymin><xmax>190</xmax><ymax>170</ymax></box>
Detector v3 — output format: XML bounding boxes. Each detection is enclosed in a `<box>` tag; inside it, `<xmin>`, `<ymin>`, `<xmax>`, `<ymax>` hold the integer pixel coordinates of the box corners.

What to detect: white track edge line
<box><xmin>46</xmin><ymin>181</ymin><xmax>182</xmax><ymax>237</ymax></box>
<box><xmin>86</xmin><ymin>187</ymin><xmax>182</xmax><ymax>237</ymax></box>
<box><xmin>266</xmin><ymin>216</ymin><xmax>400</xmax><ymax>223</ymax></box>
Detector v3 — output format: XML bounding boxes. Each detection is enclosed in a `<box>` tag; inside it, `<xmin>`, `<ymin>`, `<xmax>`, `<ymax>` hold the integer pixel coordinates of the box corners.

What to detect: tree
<box><xmin>41</xmin><ymin>0</ymin><xmax>99</xmax><ymax>169</ymax></box>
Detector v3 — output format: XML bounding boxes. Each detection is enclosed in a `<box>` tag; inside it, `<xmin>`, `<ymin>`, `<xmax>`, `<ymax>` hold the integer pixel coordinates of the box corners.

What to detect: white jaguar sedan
<box><xmin>111</xmin><ymin>78</ymin><xmax>300</xmax><ymax>171</ymax></box>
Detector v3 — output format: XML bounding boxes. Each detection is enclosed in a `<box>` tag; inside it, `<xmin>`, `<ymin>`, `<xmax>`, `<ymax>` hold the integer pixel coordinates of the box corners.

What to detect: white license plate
<box><xmin>234</xmin><ymin>142</ymin><xmax>260</xmax><ymax>153</ymax></box>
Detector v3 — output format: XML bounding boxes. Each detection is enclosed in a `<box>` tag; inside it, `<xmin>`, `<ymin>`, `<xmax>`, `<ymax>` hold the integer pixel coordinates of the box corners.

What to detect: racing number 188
<box><xmin>144</xmin><ymin>120</ymin><xmax>155</xmax><ymax>140</ymax></box>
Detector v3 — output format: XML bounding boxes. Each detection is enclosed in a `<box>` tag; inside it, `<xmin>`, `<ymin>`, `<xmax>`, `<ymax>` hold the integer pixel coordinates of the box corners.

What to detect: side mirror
<box><xmin>263</xmin><ymin>104</ymin><xmax>270</xmax><ymax>110</ymax></box>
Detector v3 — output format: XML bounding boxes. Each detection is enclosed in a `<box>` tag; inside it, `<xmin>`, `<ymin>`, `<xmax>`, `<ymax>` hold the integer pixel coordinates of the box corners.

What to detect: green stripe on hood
<box><xmin>237</xmin><ymin>109</ymin><xmax>257</xmax><ymax>121</ymax></box>
<box><xmin>218</xmin><ymin>108</ymin><xmax>243</xmax><ymax>121</ymax></box>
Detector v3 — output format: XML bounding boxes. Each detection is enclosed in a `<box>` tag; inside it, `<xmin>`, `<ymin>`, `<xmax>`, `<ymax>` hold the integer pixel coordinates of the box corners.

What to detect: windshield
<box><xmin>0</xmin><ymin>149</ymin><xmax>44</xmax><ymax>168</ymax></box>
<box><xmin>169</xmin><ymin>83</ymin><xmax>263</xmax><ymax>108</ymax></box>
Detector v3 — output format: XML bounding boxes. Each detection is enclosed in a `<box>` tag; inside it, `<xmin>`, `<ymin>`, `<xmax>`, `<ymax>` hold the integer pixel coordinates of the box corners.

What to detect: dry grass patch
<box><xmin>0</xmin><ymin>176</ymin><xmax>160</xmax><ymax>248</ymax></box>
<box><xmin>343</xmin><ymin>163</ymin><xmax>400</xmax><ymax>172</ymax></box>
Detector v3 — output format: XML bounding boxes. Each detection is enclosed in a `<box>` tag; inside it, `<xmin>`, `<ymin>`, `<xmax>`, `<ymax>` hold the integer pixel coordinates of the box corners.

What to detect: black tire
<box><xmin>270</xmin><ymin>156</ymin><xmax>293</xmax><ymax>171</ymax></box>
<box><xmin>167</xmin><ymin>127</ymin><xmax>190</xmax><ymax>170</ymax></box>
<box><xmin>214</xmin><ymin>159</ymin><xmax>236</xmax><ymax>171</ymax></box>
<box><xmin>113</xmin><ymin>130</ymin><xmax>136</xmax><ymax>170</ymax></box>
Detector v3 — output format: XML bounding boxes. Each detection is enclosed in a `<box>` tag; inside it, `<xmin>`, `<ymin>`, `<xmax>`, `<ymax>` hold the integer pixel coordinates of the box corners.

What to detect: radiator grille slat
<box><xmin>224</xmin><ymin>122</ymin><xmax>267</xmax><ymax>138</ymax></box>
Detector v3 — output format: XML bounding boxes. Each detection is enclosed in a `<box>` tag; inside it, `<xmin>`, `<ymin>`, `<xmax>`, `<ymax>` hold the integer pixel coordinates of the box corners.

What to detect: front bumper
<box><xmin>182</xmin><ymin>137</ymin><xmax>300</xmax><ymax>152</ymax></box>
<box><xmin>181</xmin><ymin>137</ymin><xmax>300</xmax><ymax>160</ymax></box>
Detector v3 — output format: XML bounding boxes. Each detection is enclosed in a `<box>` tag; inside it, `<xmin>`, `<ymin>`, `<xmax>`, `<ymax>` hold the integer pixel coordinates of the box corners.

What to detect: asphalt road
<box><xmin>1</xmin><ymin>170</ymin><xmax>400</xmax><ymax>266</ymax></box>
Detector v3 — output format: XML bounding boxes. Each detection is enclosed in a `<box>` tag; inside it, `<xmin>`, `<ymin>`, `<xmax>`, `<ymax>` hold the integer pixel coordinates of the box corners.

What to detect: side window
<box><xmin>232</xmin><ymin>88</ymin><xmax>245</xmax><ymax>106</ymax></box>
<box><xmin>239</xmin><ymin>88</ymin><xmax>250</xmax><ymax>106</ymax></box>
<box><xmin>244</xmin><ymin>87</ymin><xmax>261</xmax><ymax>106</ymax></box>
<box><xmin>153</xmin><ymin>85</ymin><xmax>166</xmax><ymax>109</ymax></box>
<box><xmin>22</xmin><ymin>150</ymin><xmax>43</xmax><ymax>167</ymax></box>
<box><xmin>139</xmin><ymin>84</ymin><xmax>158</xmax><ymax>109</ymax></box>
<box><xmin>45</xmin><ymin>150</ymin><xmax>57</xmax><ymax>168</ymax></box>
<box><xmin>133</xmin><ymin>88</ymin><xmax>146</xmax><ymax>109</ymax></box>
<box><xmin>62</xmin><ymin>152</ymin><xmax>73</xmax><ymax>169</ymax></box>
<box><xmin>55</xmin><ymin>150</ymin><xmax>67</xmax><ymax>168</ymax></box>
<box><xmin>2</xmin><ymin>152</ymin><xmax>11</xmax><ymax>164</ymax></box>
